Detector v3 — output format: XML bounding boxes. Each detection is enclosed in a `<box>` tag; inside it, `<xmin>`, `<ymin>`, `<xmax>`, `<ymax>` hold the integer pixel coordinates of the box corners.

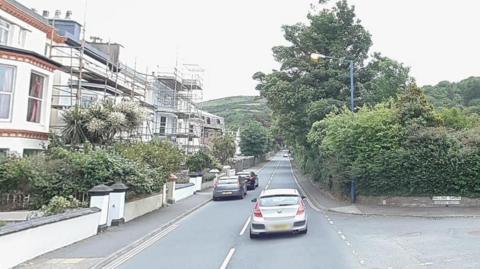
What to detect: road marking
<box><xmin>239</xmin><ymin>216</ymin><xmax>251</xmax><ymax>236</ymax></box>
<box><xmin>219</xmin><ymin>248</ymin><xmax>236</xmax><ymax>269</ymax></box>
<box><xmin>329</xmin><ymin>220</ymin><xmax>334</xmax><ymax>225</ymax></box>
<box><xmin>103</xmin><ymin>224</ymin><xmax>178</xmax><ymax>269</ymax></box>
<box><xmin>340</xmin><ymin>234</ymin><xmax>346</xmax><ymax>240</ymax></box>
<box><xmin>420</xmin><ymin>262</ymin><xmax>434</xmax><ymax>266</ymax></box>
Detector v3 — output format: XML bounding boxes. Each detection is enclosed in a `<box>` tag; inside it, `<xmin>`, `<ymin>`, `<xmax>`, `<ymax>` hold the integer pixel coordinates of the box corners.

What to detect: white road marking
<box><xmin>346</xmin><ymin>241</ymin><xmax>351</xmax><ymax>246</ymax></box>
<box><xmin>103</xmin><ymin>224</ymin><xmax>178</xmax><ymax>269</ymax></box>
<box><xmin>329</xmin><ymin>220</ymin><xmax>334</xmax><ymax>225</ymax></box>
<box><xmin>420</xmin><ymin>262</ymin><xmax>434</xmax><ymax>266</ymax></box>
<box><xmin>219</xmin><ymin>248</ymin><xmax>236</xmax><ymax>269</ymax></box>
<box><xmin>239</xmin><ymin>217</ymin><xmax>251</xmax><ymax>236</ymax></box>
<box><xmin>340</xmin><ymin>234</ymin><xmax>346</xmax><ymax>240</ymax></box>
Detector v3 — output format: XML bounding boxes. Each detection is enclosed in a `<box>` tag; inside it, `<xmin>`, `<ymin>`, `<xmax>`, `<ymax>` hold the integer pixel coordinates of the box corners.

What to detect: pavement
<box><xmin>292</xmin><ymin>164</ymin><xmax>480</xmax><ymax>218</ymax></box>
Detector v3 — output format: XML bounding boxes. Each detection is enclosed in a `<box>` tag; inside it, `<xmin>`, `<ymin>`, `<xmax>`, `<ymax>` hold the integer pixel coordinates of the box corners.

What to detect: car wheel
<box><xmin>300</xmin><ymin>227</ymin><xmax>308</xmax><ymax>234</ymax></box>
<box><xmin>213</xmin><ymin>197</ymin><xmax>218</xmax><ymax>201</ymax></box>
<box><xmin>250</xmin><ymin>230</ymin><xmax>259</xmax><ymax>239</ymax></box>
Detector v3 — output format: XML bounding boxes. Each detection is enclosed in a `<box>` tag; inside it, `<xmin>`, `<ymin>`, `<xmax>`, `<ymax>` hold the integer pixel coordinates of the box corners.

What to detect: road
<box><xmin>115</xmin><ymin>153</ymin><xmax>480</xmax><ymax>269</ymax></box>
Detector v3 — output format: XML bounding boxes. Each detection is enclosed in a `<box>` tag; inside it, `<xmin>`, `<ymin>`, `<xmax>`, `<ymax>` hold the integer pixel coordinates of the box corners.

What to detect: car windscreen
<box><xmin>259</xmin><ymin>195</ymin><xmax>299</xmax><ymax>207</ymax></box>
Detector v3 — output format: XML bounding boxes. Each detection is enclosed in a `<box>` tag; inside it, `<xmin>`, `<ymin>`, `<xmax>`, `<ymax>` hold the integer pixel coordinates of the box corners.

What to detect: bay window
<box><xmin>27</xmin><ymin>72</ymin><xmax>45</xmax><ymax>123</ymax></box>
<box><xmin>0</xmin><ymin>64</ymin><xmax>15</xmax><ymax>120</ymax></box>
<box><xmin>0</xmin><ymin>18</ymin><xmax>10</xmax><ymax>45</ymax></box>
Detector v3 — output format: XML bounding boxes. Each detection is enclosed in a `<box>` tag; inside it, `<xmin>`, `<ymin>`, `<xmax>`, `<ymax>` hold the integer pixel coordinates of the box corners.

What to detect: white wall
<box><xmin>124</xmin><ymin>193</ymin><xmax>163</xmax><ymax>222</ymax></box>
<box><xmin>174</xmin><ymin>185</ymin><xmax>196</xmax><ymax>202</ymax></box>
<box><xmin>0</xmin><ymin>210</ymin><xmax>100</xmax><ymax>269</ymax></box>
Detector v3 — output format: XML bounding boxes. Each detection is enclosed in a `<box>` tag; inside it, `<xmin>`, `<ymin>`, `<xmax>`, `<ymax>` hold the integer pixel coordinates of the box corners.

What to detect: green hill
<box><xmin>199</xmin><ymin>96</ymin><xmax>271</xmax><ymax>130</ymax></box>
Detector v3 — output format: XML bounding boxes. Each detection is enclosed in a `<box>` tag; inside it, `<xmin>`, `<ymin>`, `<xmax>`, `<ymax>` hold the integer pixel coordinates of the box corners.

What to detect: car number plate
<box><xmin>222</xmin><ymin>192</ymin><xmax>232</xmax><ymax>195</ymax></box>
<box><xmin>272</xmin><ymin>224</ymin><xmax>289</xmax><ymax>231</ymax></box>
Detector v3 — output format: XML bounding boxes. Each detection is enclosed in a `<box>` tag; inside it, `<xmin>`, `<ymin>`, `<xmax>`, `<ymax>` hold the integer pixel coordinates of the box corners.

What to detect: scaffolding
<box><xmin>49</xmin><ymin>38</ymin><xmax>155</xmax><ymax>141</ymax></box>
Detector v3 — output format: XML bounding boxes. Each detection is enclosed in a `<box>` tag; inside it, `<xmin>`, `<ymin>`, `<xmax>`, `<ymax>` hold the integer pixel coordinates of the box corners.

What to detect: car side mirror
<box><xmin>301</xmin><ymin>195</ymin><xmax>306</xmax><ymax>200</ymax></box>
<box><xmin>251</xmin><ymin>198</ymin><xmax>257</xmax><ymax>203</ymax></box>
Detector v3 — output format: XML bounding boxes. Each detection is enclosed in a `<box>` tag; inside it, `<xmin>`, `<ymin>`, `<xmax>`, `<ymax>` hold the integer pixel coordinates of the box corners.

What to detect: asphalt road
<box><xmin>116</xmin><ymin>153</ymin><xmax>480</xmax><ymax>269</ymax></box>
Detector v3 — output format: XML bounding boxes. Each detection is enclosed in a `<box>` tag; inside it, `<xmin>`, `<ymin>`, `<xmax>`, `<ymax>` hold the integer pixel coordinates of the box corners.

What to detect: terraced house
<box><xmin>0</xmin><ymin>0</ymin><xmax>62</xmax><ymax>156</ymax></box>
<box><xmin>0</xmin><ymin>0</ymin><xmax>225</xmax><ymax>156</ymax></box>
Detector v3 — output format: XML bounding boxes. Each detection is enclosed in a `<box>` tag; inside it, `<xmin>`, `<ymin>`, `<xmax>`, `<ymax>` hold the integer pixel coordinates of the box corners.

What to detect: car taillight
<box><xmin>296</xmin><ymin>200</ymin><xmax>305</xmax><ymax>215</ymax></box>
<box><xmin>254</xmin><ymin>202</ymin><xmax>263</xmax><ymax>218</ymax></box>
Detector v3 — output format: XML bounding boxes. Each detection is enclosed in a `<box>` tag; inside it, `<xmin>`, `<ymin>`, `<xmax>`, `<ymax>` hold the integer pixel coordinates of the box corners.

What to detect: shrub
<box><xmin>186</xmin><ymin>151</ymin><xmax>217</xmax><ymax>172</ymax></box>
<box><xmin>41</xmin><ymin>196</ymin><xmax>83</xmax><ymax>216</ymax></box>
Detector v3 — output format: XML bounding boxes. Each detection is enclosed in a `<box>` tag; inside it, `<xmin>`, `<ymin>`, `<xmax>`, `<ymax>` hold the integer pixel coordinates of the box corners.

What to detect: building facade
<box><xmin>0</xmin><ymin>0</ymin><xmax>62</xmax><ymax>156</ymax></box>
<box><xmin>0</xmin><ymin>0</ymin><xmax>225</xmax><ymax>156</ymax></box>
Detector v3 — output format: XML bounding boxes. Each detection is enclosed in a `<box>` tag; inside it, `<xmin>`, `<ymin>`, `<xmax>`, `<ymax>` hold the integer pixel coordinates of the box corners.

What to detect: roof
<box><xmin>236</xmin><ymin>171</ymin><xmax>250</xmax><ymax>175</ymax></box>
<box><xmin>260</xmin><ymin>188</ymin><xmax>299</xmax><ymax>197</ymax></box>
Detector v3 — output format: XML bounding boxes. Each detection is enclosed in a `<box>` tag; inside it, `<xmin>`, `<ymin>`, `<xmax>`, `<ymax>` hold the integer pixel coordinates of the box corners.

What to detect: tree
<box><xmin>211</xmin><ymin>135</ymin><xmax>236</xmax><ymax>164</ymax></box>
<box><xmin>186</xmin><ymin>151</ymin><xmax>217</xmax><ymax>172</ymax></box>
<box><xmin>397</xmin><ymin>84</ymin><xmax>440</xmax><ymax>127</ymax></box>
<box><xmin>361</xmin><ymin>53</ymin><xmax>411</xmax><ymax>105</ymax></box>
<box><xmin>239</xmin><ymin>122</ymin><xmax>269</xmax><ymax>157</ymax></box>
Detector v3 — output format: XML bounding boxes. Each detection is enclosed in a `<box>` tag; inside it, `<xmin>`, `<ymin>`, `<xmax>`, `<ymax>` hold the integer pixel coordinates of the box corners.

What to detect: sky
<box><xmin>20</xmin><ymin>0</ymin><xmax>480</xmax><ymax>100</ymax></box>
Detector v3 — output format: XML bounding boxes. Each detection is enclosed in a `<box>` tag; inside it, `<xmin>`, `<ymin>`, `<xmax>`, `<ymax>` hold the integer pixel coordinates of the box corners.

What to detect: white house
<box><xmin>0</xmin><ymin>0</ymin><xmax>63</xmax><ymax>156</ymax></box>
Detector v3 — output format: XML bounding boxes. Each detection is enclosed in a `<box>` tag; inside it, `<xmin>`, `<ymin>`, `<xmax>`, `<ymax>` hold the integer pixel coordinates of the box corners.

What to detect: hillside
<box><xmin>423</xmin><ymin>76</ymin><xmax>480</xmax><ymax>113</ymax></box>
<box><xmin>199</xmin><ymin>96</ymin><xmax>271</xmax><ymax>130</ymax></box>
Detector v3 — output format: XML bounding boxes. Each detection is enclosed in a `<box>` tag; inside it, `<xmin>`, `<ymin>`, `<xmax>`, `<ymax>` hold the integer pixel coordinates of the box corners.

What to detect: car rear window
<box><xmin>259</xmin><ymin>195</ymin><xmax>299</xmax><ymax>207</ymax></box>
<box><xmin>218</xmin><ymin>179</ymin><xmax>238</xmax><ymax>184</ymax></box>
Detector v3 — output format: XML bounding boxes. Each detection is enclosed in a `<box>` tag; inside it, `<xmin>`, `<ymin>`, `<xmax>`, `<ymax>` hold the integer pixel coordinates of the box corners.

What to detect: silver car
<box><xmin>250</xmin><ymin>189</ymin><xmax>307</xmax><ymax>238</ymax></box>
<box><xmin>213</xmin><ymin>176</ymin><xmax>247</xmax><ymax>201</ymax></box>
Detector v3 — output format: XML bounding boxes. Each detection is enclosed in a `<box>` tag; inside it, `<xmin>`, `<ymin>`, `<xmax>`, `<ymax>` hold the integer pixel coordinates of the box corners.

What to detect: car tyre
<box><xmin>250</xmin><ymin>230</ymin><xmax>259</xmax><ymax>239</ymax></box>
<box><xmin>300</xmin><ymin>227</ymin><xmax>308</xmax><ymax>234</ymax></box>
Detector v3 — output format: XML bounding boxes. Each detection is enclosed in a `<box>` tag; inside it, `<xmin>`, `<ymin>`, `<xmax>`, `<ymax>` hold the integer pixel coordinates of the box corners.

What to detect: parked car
<box><xmin>213</xmin><ymin>176</ymin><xmax>247</xmax><ymax>201</ymax></box>
<box><xmin>283</xmin><ymin>153</ymin><xmax>289</xmax><ymax>158</ymax></box>
<box><xmin>236</xmin><ymin>171</ymin><xmax>259</xmax><ymax>190</ymax></box>
<box><xmin>250</xmin><ymin>188</ymin><xmax>307</xmax><ymax>238</ymax></box>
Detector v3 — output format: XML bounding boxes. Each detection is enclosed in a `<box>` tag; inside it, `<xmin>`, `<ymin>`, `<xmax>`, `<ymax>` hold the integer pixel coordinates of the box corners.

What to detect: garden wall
<box><xmin>0</xmin><ymin>208</ymin><xmax>100</xmax><ymax>269</ymax></box>
<box><xmin>124</xmin><ymin>193</ymin><xmax>163</xmax><ymax>222</ymax></box>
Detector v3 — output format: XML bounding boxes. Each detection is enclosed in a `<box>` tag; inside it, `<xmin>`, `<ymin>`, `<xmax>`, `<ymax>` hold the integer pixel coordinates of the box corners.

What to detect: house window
<box><xmin>189</xmin><ymin>124</ymin><xmax>194</xmax><ymax>133</ymax></box>
<box><xmin>0</xmin><ymin>19</ymin><xmax>10</xmax><ymax>45</ymax></box>
<box><xmin>216</xmin><ymin>119</ymin><xmax>221</xmax><ymax>124</ymax></box>
<box><xmin>23</xmin><ymin>149</ymin><xmax>42</xmax><ymax>157</ymax></box>
<box><xmin>0</xmin><ymin>149</ymin><xmax>8</xmax><ymax>157</ymax></box>
<box><xmin>206</xmin><ymin>117</ymin><xmax>211</xmax><ymax>124</ymax></box>
<box><xmin>0</xmin><ymin>65</ymin><xmax>15</xmax><ymax>120</ymax></box>
<box><xmin>27</xmin><ymin>72</ymin><xmax>45</xmax><ymax>123</ymax></box>
<box><xmin>159</xmin><ymin>116</ymin><xmax>167</xmax><ymax>136</ymax></box>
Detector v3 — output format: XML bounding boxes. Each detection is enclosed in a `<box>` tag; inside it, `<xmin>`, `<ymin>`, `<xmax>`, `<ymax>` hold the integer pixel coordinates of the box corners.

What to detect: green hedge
<box><xmin>307</xmin><ymin>101</ymin><xmax>480</xmax><ymax>197</ymax></box>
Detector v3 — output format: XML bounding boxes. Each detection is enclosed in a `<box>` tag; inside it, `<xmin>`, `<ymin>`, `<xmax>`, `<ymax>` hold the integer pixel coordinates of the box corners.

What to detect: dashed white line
<box><xmin>340</xmin><ymin>234</ymin><xmax>346</xmax><ymax>240</ymax></box>
<box><xmin>219</xmin><ymin>248</ymin><xmax>236</xmax><ymax>269</ymax></box>
<box><xmin>239</xmin><ymin>217</ymin><xmax>251</xmax><ymax>236</ymax></box>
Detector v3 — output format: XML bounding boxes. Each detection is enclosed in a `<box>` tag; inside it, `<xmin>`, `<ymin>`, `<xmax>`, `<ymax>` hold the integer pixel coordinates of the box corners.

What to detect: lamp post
<box><xmin>310</xmin><ymin>53</ymin><xmax>355</xmax><ymax>112</ymax></box>
<box><xmin>310</xmin><ymin>53</ymin><xmax>357</xmax><ymax>203</ymax></box>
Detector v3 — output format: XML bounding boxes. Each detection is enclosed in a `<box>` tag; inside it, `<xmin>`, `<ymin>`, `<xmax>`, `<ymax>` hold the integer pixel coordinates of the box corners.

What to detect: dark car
<box><xmin>236</xmin><ymin>171</ymin><xmax>259</xmax><ymax>190</ymax></box>
<box><xmin>213</xmin><ymin>176</ymin><xmax>247</xmax><ymax>200</ymax></box>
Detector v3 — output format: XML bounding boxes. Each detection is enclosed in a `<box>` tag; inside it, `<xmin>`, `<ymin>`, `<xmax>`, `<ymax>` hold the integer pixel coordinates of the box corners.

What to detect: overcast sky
<box><xmin>21</xmin><ymin>0</ymin><xmax>480</xmax><ymax>100</ymax></box>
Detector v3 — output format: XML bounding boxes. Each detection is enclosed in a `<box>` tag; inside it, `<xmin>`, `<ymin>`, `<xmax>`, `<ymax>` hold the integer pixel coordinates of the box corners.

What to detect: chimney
<box><xmin>65</xmin><ymin>10</ymin><xmax>72</xmax><ymax>19</ymax></box>
<box><xmin>42</xmin><ymin>10</ymin><xmax>49</xmax><ymax>17</ymax></box>
<box><xmin>54</xmin><ymin>10</ymin><xmax>61</xmax><ymax>18</ymax></box>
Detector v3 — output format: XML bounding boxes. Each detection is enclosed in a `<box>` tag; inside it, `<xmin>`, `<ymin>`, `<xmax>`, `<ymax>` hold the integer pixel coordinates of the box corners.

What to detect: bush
<box><xmin>186</xmin><ymin>151</ymin><xmax>218</xmax><ymax>172</ymax></box>
<box><xmin>41</xmin><ymin>196</ymin><xmax>83</xmax><ymax>216</ymax></box>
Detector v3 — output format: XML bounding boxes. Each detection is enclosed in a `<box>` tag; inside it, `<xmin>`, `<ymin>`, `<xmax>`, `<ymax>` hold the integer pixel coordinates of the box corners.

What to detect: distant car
<box><xmin>236</xmin><ymin>171</ymin><xmax>259</xmax><ymax>190</ymax></box>
<box><xmin>213</xmin><ymin>176</ymin><xmax>247</xmax><ymax>201</ymax></box>
<box><xmin>283</xmin><ymin>153</ymin><xmax>289</xmax><ymax>158</ymax></box>
<box><xmin>250</xmin><ymin>188</ymin><xmax>307</xmax><ymax>239</ymax></box>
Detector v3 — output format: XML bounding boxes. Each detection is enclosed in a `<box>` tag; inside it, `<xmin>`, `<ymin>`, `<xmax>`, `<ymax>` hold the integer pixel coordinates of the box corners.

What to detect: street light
<box><xmin>310</xmin><ymin>53</ymin><xmax>355</xmax><ymax>112</ymax></box>
<box><xmin>310</xmin><ymin>53</ymin><xmax>357</xmax><ymax>203</ymax></box>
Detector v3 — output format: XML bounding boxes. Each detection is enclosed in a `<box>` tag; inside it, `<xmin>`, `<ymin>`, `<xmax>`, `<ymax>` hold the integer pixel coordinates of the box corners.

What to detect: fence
<box><xmin>0</xmin><ymin>193</ymin><xmax>32</xmax><ymax>211</ymax></box>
